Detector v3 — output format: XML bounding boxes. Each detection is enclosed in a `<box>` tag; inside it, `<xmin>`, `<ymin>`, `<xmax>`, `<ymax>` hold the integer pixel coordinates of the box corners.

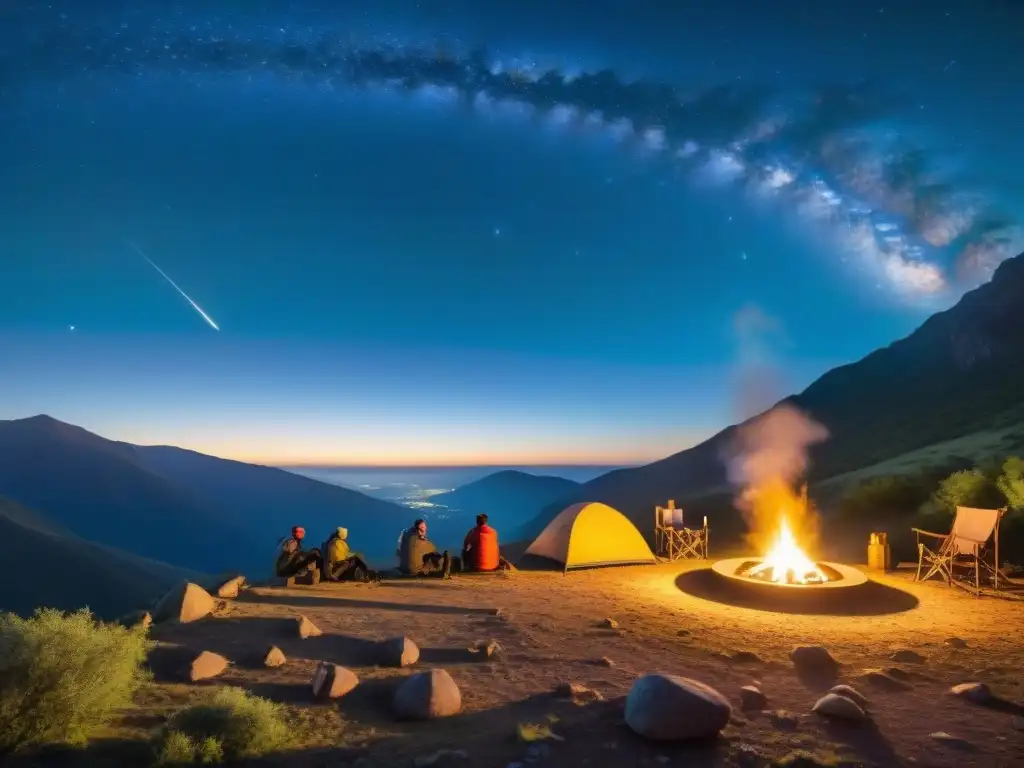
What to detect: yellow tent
<box><xmin>524</xmin><ymin>501</ymin><xmax>657</xmax><ymax>571</ymax></box>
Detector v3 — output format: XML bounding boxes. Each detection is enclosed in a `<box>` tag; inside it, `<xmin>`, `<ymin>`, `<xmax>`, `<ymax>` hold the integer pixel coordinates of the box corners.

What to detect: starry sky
<box><xmin>1</xmin><ymin>0</ymin><xmax>1022</xmax><ymax>465</ymax></box>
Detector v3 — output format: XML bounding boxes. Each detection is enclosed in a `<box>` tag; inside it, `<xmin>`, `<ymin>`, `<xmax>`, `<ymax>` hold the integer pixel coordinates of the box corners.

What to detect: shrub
<box><xmin>920</xmin><ymin>468</ymin><xmax>1002</xmax><ymax>521</ymax></box>
<box><xmin>0</xmin><ymin>608</ymin><xmax>150</xmax><ymax>755</ymax></box>
<box><xmin>996</xmin><ymin>456</ymin><xmax>1024</xmax><ymax>511</ymax></box>
<box><xmin>154</xmin><ymin>687</ymin><xmax>292</xmax><ymax>763</ymax></box>
<box><xmin>838</xmin><ymin>474</ymin><xmax>933</xmax><ymax>520</ymax></box>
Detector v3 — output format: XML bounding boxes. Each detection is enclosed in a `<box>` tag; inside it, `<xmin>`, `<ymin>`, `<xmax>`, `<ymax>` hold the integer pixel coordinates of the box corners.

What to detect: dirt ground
<box><xmin>98</xmin><ymin>563</ymin><xmax>1024</xmax><ymax>766</ymax></box>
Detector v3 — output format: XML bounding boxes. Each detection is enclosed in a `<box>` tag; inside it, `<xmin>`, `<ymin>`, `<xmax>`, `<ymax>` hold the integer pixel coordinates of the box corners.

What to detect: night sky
<box><xmin>2</xmin><ymin>0</ymin><xmax>1022</xmax><ymax>465</ymax></box>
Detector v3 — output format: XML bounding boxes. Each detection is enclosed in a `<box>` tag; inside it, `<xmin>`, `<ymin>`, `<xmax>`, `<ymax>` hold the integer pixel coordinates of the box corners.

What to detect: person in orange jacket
<box><xmin>462</xmin><ymin>514</ymin><xmax>500</xmax><ymax>572</ymax></box>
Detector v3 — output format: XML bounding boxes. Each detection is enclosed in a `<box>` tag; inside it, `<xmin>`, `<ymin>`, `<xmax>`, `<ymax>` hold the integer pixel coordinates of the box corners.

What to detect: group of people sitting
<box><xmin>274</xmin><ymin>513</ymin><xmax>506</xmax><ymax>583</ymax></box>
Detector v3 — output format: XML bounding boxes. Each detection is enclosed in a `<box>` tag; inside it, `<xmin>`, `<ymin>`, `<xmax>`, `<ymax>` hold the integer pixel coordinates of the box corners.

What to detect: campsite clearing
<box><xmin>56</xmin><ymin>561</ymin><xmax>1024</xmax><ymax>768</ymax></box>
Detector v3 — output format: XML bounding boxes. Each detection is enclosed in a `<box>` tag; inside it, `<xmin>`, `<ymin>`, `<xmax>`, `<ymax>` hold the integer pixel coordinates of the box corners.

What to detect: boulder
<box><xmin>311</xmin><ymin>662</ymin><xmax>359</xmax><ymax>700</ymax></box>
<box><xmin>790</xmin><ymin>646</ymin><xmax>838</xmax><ymax>673</ymax></box>
<box><xmin>624</xmin><ymin>674</ymin><xmax>732</xmax><ymax>741</ymax></box>
<box><xmin>153</xmin><ymin>582</ymin><xmax>215</xmax><ymax>624</ymax></box>
<box><xmin>117</xmin><ymin>610</ymin><xmax>153</xmax><ymax>630</ymax></box>
<box><xmin>828</xmin><ymin>684</ymin><xmax>868</xmax><ymax>709</ymax></box>
<box><xmin>296</xmin><ymin>615</ymin><xmax>322</xmax><ymax>639</ymax></box>
<box><xmin>263</xmin><ymin>646</ymin><xmax>286</xmax><ymax>667</ymax></box>
<box><xmin>189</xmin><ymin>651</ymin><xmax>230</xmax><ymax>682</ymax></box>
<box><xmin>215</xmin><ymin>575</ymin><xmax>246</xmax><ymax>599</ymax></box>
<box><xmin>949</xmin><ymin>682</ymin><xmax>991</xmax><ymax>704</ymax></box>
<box><xmin>393</xmin><ymin>669</ymin><xmax>462</xmax><ymax>720</ymax></box>
<box><xmin>812</xmin><ymin>693</ymin><xmax>867</xmax><ymax>721</ymax></box>
<box><xmin>380</xmin><ymin>635</ymin><xmax>420</xmax><ymax>667</ymax></box>
<box><xmin>739</xmin><ymin>685</ymin><xmax>767</xmax><ymax>710</ymax></box>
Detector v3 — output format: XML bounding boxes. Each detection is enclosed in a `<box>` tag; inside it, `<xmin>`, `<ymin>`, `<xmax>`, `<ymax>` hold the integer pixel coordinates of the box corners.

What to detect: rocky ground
<box><xmin>58</xmin><ymin>563</ymin><xmax>1024</xmax><ymax>766</ymax></box>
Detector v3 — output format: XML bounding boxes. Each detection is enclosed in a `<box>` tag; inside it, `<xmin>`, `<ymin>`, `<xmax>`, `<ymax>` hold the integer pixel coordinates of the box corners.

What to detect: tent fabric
<box><xmin>524</xmin><ymin>502</ymin><xmax>657</xmax><ymax>571</ymax></box>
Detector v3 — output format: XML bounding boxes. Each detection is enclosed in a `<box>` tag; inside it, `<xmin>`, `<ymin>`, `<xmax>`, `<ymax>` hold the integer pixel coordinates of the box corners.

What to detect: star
<box><xmin>741</xmin><ymin>251</ymin><xmax>748</xmax><ymax>260</ymax></box>
<box><xmin>493</xmin><ymin>227</ymin><xmax>502</xmax><ymax>236</ymax></box>
<box><xmin>69</xmin><ymin>325</ymin><xmax>76</xmax><ymax>331</ymax></box>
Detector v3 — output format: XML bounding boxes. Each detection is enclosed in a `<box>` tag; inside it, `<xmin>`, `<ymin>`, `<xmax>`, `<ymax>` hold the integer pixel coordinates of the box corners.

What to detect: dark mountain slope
<box><xmin>0</xmin><ymin>496</ymin><xmax>201</xmax><ymax>620</ymax></box>
<box><xmin>519</xmin><ymin>252</ymin><xmax>1024</xmax><ymax>541</ymax></box>
<box><xmin>0</xmin><ymin>416</ymin><xmax>408</xmax><ymax>573</ymax></box>
<box><xmin>429</xmin><ymin>469</ymin><xmax>580</xmax><ymax>538</ymax></box>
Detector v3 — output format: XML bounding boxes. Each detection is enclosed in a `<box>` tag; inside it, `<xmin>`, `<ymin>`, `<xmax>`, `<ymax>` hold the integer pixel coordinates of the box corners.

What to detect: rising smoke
<box><xmin>725</xmin><ymin>307</ymin><xmax>830</xmax><ymax>552</ymax></box>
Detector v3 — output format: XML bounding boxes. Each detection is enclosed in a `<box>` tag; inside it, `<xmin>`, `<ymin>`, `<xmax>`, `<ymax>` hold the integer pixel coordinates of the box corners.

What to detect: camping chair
<box><xmin>912</xmin><ymin>506</ymin><xmax>1006</xmax><ymax>596</ymax></box>
<box><xmin>654</xmin><ymin>500</ymin><xmax>708</xmax><ymax>561</ymax></box>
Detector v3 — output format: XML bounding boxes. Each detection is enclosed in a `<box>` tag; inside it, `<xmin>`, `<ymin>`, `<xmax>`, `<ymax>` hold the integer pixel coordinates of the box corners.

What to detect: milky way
<box><xmin>3</xmin><ymin>6</ymin><xmax>1019</xmax><ymax>303</ymax></box>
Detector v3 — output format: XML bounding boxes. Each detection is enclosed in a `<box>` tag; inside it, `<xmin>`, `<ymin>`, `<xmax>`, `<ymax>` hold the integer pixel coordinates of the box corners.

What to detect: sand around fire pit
<box><xmin>24</xmin><ymin>562</ymin><xmax>1024</xmax><ymax>767</ymax></box>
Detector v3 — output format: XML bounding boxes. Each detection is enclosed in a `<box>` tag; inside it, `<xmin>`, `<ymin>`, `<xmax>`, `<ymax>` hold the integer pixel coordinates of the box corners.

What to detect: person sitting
<box><xmin>323</xmin><ymin>526</ymin><xmax>379</xmax><ymax>582</ymax></box>
<box><xmin>275</xmin><ymin>526</ymin><xmax>322</xmax><ymax>583</ymax></box>
<box><xmin>397</xmin><ymin>519</ymin><xmax>458</xmax><ymax>578</ymax></box>
<box><xmin>462</xmin><ymin>513</ymin><xmax>501</xmax><ymax>572</ymax></box>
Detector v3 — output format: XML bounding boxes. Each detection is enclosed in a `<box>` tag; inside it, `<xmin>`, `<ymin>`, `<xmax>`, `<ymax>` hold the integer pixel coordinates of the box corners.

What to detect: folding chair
<box><xmin>654</xmin><ymin>500</ymin><xmax>709</xmax><ymax>561</ymax></box>
<box><xmin>912</xmin><ymin>506</ymin><xmax>1005</xmax><ymax>596</ymax></box>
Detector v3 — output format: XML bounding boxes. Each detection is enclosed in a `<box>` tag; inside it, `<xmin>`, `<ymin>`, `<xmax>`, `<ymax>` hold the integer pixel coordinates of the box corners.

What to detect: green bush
<box><xmin>921</xmin><ymin>468</ymin><xmax>1003</xmax><ymax>521</ymax></box>
<box><xmin>0</xmin><ymin>608</ymin><xmax>150</xmax><ymax>755</ymax></box>
<box><xmin>838</xmin><ymin>474</ymin><xmax>933</xmax><ymax>519</ymax></box>
<box><xmin>996</xmin><ymin>456</ymin><xmax>1024</xmax><ymax>511</ymax></box>
<box><xmin>154</xmin><ymin>687</ymin><xmax>292</xmax><ymax>763</ymax></box>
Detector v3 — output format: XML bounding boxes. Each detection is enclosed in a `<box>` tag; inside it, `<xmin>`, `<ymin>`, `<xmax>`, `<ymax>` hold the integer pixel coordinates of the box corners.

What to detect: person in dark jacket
<box><xmin>397</xmin><ymin>519</ymin><xmax>457</xmax><ymax>577</ymax></box>
<box><xmin>323</xmin><ymin>526</ymin><xmax>379</xmax><ymax>582</ymax></box>
<box><xmin>275</xmin><ymin>525</ymin><xmax>322</xmax><ymax>581</ymax></box>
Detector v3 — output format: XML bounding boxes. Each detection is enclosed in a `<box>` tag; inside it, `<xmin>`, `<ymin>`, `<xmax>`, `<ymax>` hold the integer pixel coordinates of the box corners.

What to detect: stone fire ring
<box><xmin>710</xmin><ymin>557</ymin><xmax>869</xmax><ymax>593</ymax></box>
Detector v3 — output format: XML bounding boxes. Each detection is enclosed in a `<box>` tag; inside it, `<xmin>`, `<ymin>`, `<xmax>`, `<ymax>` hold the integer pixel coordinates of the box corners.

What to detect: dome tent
<box><xmin>524</xmin><ymin>502</ymin><xmax>657</xmax><ymax>572</ymax></box>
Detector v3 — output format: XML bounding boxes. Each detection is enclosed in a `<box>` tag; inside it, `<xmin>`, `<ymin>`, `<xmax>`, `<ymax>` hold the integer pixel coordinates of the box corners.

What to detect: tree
<box><xmin>925</xmin><ymin>468</ymin><xmax>1001</xmax><ymax>519</ymax></box>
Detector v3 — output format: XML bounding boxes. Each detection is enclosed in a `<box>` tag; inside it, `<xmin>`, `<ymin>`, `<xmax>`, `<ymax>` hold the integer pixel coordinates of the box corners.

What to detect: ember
<box><xmin>743</xmin><ymin>517</ymin><xmax>828</xmax><ymax>585</ymax></box>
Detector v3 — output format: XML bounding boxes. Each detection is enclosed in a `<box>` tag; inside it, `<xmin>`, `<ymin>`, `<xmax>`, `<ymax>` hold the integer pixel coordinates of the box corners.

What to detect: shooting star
<box><xmin>127</xmin><ymin>241</ymin><xmax>220</xmax><ymax>331</ymax></box>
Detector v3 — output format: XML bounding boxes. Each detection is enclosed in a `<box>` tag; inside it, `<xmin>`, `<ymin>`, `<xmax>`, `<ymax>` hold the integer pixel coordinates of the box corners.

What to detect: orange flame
<box><xmin>741</xmin><ymin>477</ymin><xmax>827</xmax><ymax>584</ymax></box>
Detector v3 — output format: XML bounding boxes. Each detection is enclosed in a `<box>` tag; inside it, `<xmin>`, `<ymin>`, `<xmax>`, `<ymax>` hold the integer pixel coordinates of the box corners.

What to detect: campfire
<box><xmin>742</xmin><ymin>517</ymin><xmax>828</xmax><ymax>585</ymax></box>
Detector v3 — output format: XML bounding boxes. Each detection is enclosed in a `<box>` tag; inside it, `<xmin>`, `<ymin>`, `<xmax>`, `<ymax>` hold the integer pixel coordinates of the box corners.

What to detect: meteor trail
<box><xmin>128</xmin><ymin>241</ymin><xmax>220</xmax><ymax>331</ymax></box>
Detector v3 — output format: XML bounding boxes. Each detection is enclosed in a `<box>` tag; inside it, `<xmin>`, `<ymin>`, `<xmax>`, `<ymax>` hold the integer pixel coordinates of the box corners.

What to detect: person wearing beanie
<box><xmin>323</xmin><ymin>525</ymin><xmax>380</xmax><ymax>582</ymax></box>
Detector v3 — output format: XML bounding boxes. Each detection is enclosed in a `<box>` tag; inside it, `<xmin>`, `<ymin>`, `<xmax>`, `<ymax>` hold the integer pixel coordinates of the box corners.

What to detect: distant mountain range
<box><xmin>428</xmin><ymin>469</ymin><xmax>580</xmax><ymax>539</ymax></box>
<box><xmin>0</xmin><ymin>495</ymin><xmax>201</xmax><ymax>619</ymax></box>
<box><xmin>0</xmin><ymin>415</ymin><xmax>409</xmax><ymax>575</ymax></box>
<box><xmin>518</xmin><ymin>250</ymin><xmax>1024</xmax><ymax>545</ymax></box>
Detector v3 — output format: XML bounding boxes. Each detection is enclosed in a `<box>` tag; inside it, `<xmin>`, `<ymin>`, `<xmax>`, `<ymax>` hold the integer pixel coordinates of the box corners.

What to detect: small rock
<box><xmin>152</xmin><ymin>581</ymin><xmax>215</xmax><ymax>624</ymax></box>
<box><xmin>856</xmin><ymin>668</ymin><xmax>912</xmax><ymax>691</ymax></box>
<box><xmin>598</xmin><ymin>656</ymin><xmax>615</xmax><ymax>667</ymax></box>
<box><xmin>413</xmin><ymin>750</ymin><xmax>469</xmax><ymax>767</ymax></box>
<box><xmin>189</xmin><ymin>651</ymin><xmax>230</xmax><ymax>682</ymax></box>
<box><xmin>891</xmin><ymin>649</ymin><xmax>925</xmax><ymax>664</ymax></box>
<box><xmin>215</xmin><ymin>575</ymin><xmax>246</xmax><ymax>599</ymax></box>
<box><xmin>296</xmin><ymin>615</ymin><xmax>321</xmax><ymax>638</ymax></box>
<box><xmin>767</xmin><ymin>710</ymin><xmax>800</xmax><ymax>730</ymax></box>
<box><xmin>730</xmin><ymin>650</ymin><xmax>762</xmax><ymax>664</ymax></box>
<box><xmin>828</xmin><ymin>684</ymin><xmax>869</xmax><ymax>709</ymax></box>
<box><xmin>677</xmin><ymin>629</ymin><xmax>690</xmax><ymax>637</ymax></box>
<box><xmin>469</xmin><ymin>639</ymin><xmax>503</xmax><ymax>660</ymax></box>
<box><xmin>555</xmin><ymin>682</ymin><xmax>603</xmax><ymax>703</ymax></box>
<box><xmin>263</xmin><ymin>646</ymin><xmax>286</xmax><ymax>667</ymax></box>
<box><xmin>117</xmin><ymin>610</ymin><xmax>153</xmax><ymax>630</ymax></box>
<box><xmin>944</xmin><ymin>637</ymin><xmax>968</xmax><ymax>649</ymax></box>
<box><xmin>393</xmin><ymin>669</ymin><xmax>462</xmax><ymax>720</ymax></box>
<box><xmin>739</xmin><ymin>685</ymin><xmax>766</xmax><ymax>710</ymax></box>
<box><xmin>1011</xmin><ymin>716</ymin><xmax>1024</xmax><ymax>731</ymax></box>
<box><xmin>311</xmin><ymin>661</ymin><xmax>359</xmax><ymax>699</ymax></box>
<box><xmin>791</xmin><ymin>645</ymin><xmax>838</xmax><ymax>672</ymax></box>
<box><xmin>602</xmin><ymin>618</ymin><xmax>619</xmax><ymax>629</ymax></box>
<box><xmin>624</xmin><ymin>674</ymin><xmax>732</xmax><ymax>741</ymax></box>
<box><xmin>812</xmin><ymin>693</ymin><xmax>867</xmax><ymax>721</ymax></box>
<box><xmin>949</xmin><ymin>682</ymin><xmax>991</xmax><ymax>704</ymax></box>
<box><xmin>380</xmin><ymin>635</ymin><xmax>420</xmax><ymax>667</ymax></box>
<box><xmin>930</xmin><ymin>732</ymin><xmax>972</xmax><ymax>748</ymax></box>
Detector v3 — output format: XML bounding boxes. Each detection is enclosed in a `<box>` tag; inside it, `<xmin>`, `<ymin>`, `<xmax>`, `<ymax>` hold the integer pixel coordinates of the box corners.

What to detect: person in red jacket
<box><xmin>462</xmin><ymin>514</ymin><xmax>500</xmax><ymax>572</ymax></box>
